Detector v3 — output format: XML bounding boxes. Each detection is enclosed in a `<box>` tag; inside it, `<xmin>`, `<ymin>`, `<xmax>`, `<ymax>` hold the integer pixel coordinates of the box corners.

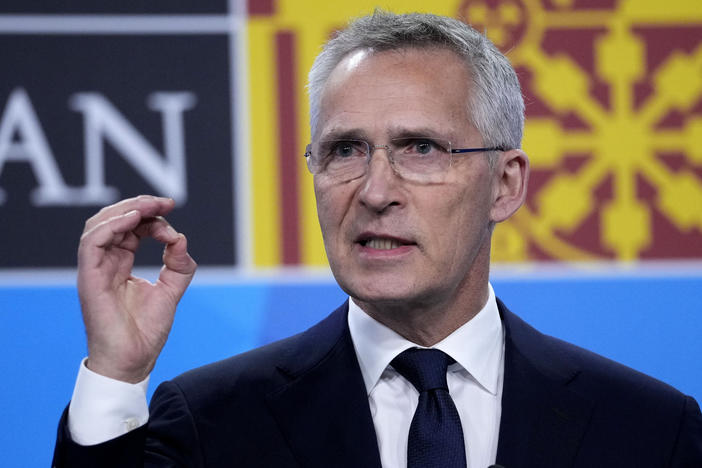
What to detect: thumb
<box><xmin>158</xmin><ymin>233</ymin><xmax>197</xmax><ymax>301</ymax></box>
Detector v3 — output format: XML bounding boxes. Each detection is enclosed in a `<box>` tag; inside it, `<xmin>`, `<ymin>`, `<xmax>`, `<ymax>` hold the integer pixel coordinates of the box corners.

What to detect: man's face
<box><xmin>313</xmin><ymin>47</ymin><xmax>501</xmax><ymax>310</ymax></box>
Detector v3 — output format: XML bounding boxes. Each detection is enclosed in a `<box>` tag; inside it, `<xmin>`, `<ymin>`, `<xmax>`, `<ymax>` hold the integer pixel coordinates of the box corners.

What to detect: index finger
<box><xmin>84</xmin><ymin>195</ymin><xmax>176</xmax><ymax>233</ymax></box>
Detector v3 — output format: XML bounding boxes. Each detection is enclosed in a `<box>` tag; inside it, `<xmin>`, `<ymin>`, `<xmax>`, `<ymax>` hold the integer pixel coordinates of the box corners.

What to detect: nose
<box><xmin>358</xmin><ymin>145</ymin><xmax>403</xmax><ymax>213</ymax></box>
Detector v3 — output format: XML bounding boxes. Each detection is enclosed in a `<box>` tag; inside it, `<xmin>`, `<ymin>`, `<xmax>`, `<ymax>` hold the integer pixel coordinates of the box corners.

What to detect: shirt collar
<box><xmin>348</xmin><ymin>283</ymin><xmax>503</xmax><ymax>396</ymax></box>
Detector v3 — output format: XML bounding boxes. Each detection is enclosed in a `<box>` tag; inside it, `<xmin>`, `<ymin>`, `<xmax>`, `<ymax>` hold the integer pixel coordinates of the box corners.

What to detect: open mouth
<box><xmin>362</xmin><ymin>238</ymin><xmax>401</xmax><ymax>250</ymax></box>
<box><xmin>358</xmin><ymin>236</ymin><xmax>413</xmax><ymax>250</ymax></box>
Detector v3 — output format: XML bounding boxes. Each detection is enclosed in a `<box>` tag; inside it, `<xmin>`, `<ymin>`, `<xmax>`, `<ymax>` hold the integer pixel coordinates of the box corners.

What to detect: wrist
<box><xmin>85</xmin><ymin>356</ymin><xmax>153</xmax><ymax>384</ymax></box>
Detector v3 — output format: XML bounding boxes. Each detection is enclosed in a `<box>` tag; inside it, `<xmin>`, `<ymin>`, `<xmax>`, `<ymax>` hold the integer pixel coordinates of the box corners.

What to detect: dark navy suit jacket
<box><xmin>53</xmin><ymin>300</ymin><xmax>702</xmax><ymax>467</ymax></box>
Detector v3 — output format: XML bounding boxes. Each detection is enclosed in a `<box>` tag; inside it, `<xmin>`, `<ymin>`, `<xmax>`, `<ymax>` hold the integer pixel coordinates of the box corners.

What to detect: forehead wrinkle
<box><xmin>315</xmin><ymin>107</ymin><xmax>367</xmax><ymax>139</ymax></box>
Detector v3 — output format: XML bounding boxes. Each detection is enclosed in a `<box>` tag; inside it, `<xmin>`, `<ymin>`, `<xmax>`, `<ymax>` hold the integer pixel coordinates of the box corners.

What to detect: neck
<box><xmin>355</xmin><ymin>245</ymin><xmax>491</xmax><ymax>347</ymax></box>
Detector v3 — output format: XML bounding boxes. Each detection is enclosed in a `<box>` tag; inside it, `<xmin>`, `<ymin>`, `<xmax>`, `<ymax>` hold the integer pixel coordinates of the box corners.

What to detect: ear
<box><xmin>490</xmin><ymin>149</ymin><xmax>529</xmax><ymax>223</ymax></box>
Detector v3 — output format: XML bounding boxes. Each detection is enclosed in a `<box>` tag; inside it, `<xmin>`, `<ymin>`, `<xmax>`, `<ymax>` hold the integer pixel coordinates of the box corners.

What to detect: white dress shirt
<box><xmin>347</xmin><ymin>283</ymin><xmax>504</xmax><ymax>468</ymax></box>
<box><xmin>68</xmin><ymin>358</ymin><xmax>150</xmax><ymax>445</ymax></box>
<box><xmin>69</xmin><ymin>284</ymin><xmax>504</xmax><ymax>468</ymax></box>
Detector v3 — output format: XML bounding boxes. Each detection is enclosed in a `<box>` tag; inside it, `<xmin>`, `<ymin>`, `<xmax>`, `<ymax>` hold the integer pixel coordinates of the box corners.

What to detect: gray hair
<box><xmin>307</xmin><ymin>11</ymin><xmax>524</xmax><ymax>152</ymax></box>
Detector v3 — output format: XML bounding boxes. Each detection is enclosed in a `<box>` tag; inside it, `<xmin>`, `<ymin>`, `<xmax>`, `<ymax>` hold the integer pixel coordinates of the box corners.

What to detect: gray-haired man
<box><xmin>54</xmin><ymin>11</ymin><xmax>702</xmax><ymax>468</ymax></box>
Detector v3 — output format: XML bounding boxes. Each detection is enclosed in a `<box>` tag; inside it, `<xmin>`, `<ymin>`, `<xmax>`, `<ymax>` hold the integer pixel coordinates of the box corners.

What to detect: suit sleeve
<box><xmin>52</xmin><ymin>381</ymin><xmax>204</xmax><ymax>468</ymax></box>
<box><xmin>669</xmin><ymin>395</ymin><xmax>702</xmax><ymax>467</ymax></box>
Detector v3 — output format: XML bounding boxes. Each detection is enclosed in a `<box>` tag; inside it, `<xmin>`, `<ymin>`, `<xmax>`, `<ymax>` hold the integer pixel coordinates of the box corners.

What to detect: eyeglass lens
<box><xmin>309</xmin><ymin>137</ymin><xmax>454</xmax><ymax>182</ymax></box>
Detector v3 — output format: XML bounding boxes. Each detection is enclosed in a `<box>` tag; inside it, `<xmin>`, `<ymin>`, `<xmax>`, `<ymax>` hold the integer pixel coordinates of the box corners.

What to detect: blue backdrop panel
<box><xmin>1</xmin><ymin>276</ymin><xmax>700</xmax><ymax>467</ymax></box>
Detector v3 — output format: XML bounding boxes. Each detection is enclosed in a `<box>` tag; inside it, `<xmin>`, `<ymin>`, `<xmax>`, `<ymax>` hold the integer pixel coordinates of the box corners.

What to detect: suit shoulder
<box><xmin>163</xmin><ymin>302</ymin><xmax>349</xmax><ymax>403</ymax></box>
<box><xmin>170</xmin><ymin>331</ymin><xmax>303</xmax><ymax>396</ymax></box>
<box><xmin>502</xmin><ymin>304</ymin><xmax>693</xmax><ymax>412</ymax></box>
<box><xmin>540</xmin><ymin>330</ymin><xmax>691</xmax><ymax>409</ymax></box>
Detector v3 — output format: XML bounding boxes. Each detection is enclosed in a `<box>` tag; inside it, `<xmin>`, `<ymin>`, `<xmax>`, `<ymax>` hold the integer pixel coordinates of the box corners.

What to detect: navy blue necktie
<box><xmin>391</xmin><ymin>348</ymin><xmax>467</xmax><ymax>468</ymax></box>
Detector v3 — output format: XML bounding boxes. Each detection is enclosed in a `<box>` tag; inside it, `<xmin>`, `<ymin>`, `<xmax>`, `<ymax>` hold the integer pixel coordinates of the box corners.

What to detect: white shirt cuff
<box><xmin>67</xmin><ymin>358</ymin><xmax>150</xmax><ymax>446</ymax></box>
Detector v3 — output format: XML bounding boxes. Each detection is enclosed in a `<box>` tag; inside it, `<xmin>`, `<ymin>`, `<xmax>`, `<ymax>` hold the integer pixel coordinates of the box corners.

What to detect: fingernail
<box><xmin>166</xmin><ymin>225</ymin><xmax>178</xmax><ymax>236</ymax></box>
<box><xmin>125</xmin><ymin>210</ymin><xmax>138</xmax><ymax>217</ymax></box>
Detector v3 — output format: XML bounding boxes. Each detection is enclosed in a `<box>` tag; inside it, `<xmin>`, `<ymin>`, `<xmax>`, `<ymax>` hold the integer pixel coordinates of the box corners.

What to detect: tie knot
<box><xmin>391</xmin><ymin>348</ymin><xmax>454</xmax><ymax>393</ymax></box>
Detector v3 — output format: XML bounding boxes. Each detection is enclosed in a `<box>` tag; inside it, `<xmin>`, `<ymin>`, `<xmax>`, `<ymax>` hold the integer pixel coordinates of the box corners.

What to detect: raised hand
<box><xmin>77</xmin><ymin>195</ymin><xmax>197</xmax><ymax>383</ymax></box>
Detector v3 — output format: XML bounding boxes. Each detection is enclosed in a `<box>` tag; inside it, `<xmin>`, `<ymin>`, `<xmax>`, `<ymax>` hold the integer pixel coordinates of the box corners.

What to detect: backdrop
<box><xmin>0</xmin><ymin>1</ymin><xmax>700</xmax><ymax>466</ymax></box>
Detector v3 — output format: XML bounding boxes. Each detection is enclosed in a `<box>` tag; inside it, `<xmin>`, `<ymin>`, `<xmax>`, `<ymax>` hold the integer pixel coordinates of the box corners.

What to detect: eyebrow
<box><xmin>319</xmin><ymin>128</ymin><xmax>368</xmax><ymax>142</ymax></box>
<box><xmin>389</xmin><ymin>127</ymin><xmax>451</xmax><ymax>141</ymax></box>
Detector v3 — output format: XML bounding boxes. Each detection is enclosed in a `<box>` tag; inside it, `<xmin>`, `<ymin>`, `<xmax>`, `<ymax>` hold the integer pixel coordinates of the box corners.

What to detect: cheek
<box><xmin>315</xmin><ymin>193</ymin><xmax>336</xmax><ymax>237</ymax></box>
<box><xmin>439</xmin><ymin>184</ymin><xmax>492</xmax><ymax>248</ymax></box>
<box><xmin>314</xmin><ymin>182</ymin><xmax>351</xmax><ymax>238</ymax></box>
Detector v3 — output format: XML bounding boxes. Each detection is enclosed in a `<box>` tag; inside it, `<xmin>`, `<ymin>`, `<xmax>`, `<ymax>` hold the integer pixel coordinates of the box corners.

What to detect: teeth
<box><xmin>366</xmin><ymin>238</ymin><xmax>402</xmax><ymax>250</ymax></box>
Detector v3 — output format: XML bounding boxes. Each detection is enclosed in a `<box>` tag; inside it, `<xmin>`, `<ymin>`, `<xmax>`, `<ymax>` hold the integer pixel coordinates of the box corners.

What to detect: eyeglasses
<box><xmin>304</xmin><ymin>137</ymin><xmax>505</xmax><ymax>183</ymax></box>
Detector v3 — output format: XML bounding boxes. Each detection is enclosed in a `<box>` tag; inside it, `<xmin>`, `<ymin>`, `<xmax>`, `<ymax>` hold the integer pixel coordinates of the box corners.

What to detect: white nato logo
<box><xmin>0</xmin><ymin>87</ymin><xmax>197</xmax><ymax>206</ymax></box>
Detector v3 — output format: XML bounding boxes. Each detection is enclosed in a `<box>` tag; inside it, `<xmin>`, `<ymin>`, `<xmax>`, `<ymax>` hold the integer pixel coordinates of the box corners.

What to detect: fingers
<box><xmin>158</xmin><ymin>233</ymin><xmax>197</xmax><ymax>300</ymax></box>
<box><xmin>84</xmin><ymin>195</ymin><xmax>175</xmax><ymax>234</ymax></box>
<box><xmin>78</xmin><ymin>210</ymin><xmax>143</xmax><ymax>269</ymax></box>
<box><xmin>133</xmin><ymin>216</ymin><xmax>182</xmax><ymax>245</ymax></box>
<box><xmin>78</xmin><ymin>198</ymin><xmax>182</xmax><ymax>271</ymax></box>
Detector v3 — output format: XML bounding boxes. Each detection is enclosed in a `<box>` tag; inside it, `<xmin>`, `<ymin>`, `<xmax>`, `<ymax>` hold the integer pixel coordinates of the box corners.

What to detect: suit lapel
<box><xmin>496</xmin><ymin>301</ymin><xmax>594</xmax><ymax>468</ymax></box>
<box><xmin>264</xmin><ymin>299</ymin><xmax>595</xmax><ymax>467</ymax></box>
<box><xmin>265</xmin><ymin>303</ymin><xmax>382</xmax><ymax>468</ymax></box>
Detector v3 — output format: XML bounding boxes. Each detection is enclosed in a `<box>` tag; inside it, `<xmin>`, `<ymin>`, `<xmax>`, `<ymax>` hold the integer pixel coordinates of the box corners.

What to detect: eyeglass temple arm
<box><xmin>450</xmin><ymin>146</ymin><xmax>506</xmax><ymax>154</ymax></box>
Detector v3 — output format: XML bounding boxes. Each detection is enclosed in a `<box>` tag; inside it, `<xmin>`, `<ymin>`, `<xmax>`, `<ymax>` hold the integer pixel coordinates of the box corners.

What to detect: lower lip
<box><xmin>356</xmin><ymin>243</ymin><xmax>416</xmax><ymax>260</ymax></box>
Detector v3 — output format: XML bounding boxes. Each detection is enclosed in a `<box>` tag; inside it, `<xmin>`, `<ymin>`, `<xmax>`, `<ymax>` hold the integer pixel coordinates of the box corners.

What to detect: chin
<box><xmin>336</xmin><ymin>273</ymin><xmax>425</xmax><ymax>306</ymax></box>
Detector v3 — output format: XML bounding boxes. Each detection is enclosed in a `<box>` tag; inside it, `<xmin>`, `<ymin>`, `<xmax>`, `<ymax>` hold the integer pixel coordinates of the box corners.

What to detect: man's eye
<box><xmin>330</xmin><ymin>141</ymin><xmax>362</xmax><ymax>158</ymax></box>
<box><xmin>399</xmin><ymin>138</ymin><xmax>442</xmax><ymax>156</ymax></box>
<box><xmin>335</xmin><ymin>144</ymin><xmax>353</xmax><ymax>157</ymax></box>
<box><xmin>414</xmin><ymin>140</ymin><xmax>434</xmax><ymax>155</ymax></box>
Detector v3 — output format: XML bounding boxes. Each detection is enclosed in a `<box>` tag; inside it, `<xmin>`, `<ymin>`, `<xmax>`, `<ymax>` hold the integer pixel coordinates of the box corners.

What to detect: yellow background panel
<box><xmin>247</xmin><ymin>0</ymin><xmax>702</xmax><ymax>266</ymax></box>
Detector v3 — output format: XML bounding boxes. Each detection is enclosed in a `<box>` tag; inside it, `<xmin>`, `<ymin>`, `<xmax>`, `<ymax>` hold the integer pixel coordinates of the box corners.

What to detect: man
<box><xmin>53</xmin><ymin>11</ymin><xmax>702</xmax><ymax>468</ymax></box>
